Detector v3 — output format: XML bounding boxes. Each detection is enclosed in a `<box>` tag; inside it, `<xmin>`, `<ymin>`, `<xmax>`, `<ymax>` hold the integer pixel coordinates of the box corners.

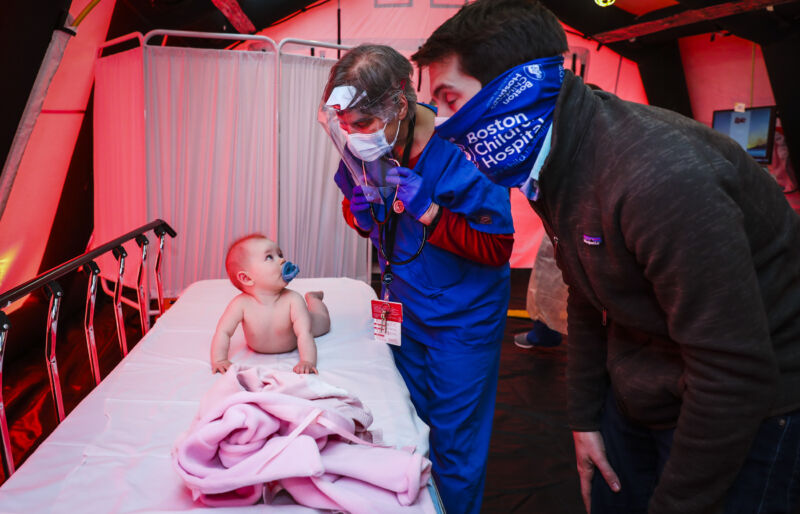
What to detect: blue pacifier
<box><xmin>281</xmin><ymin>261</ymin><xmax>299</xmax><ymax>283</ymax></box>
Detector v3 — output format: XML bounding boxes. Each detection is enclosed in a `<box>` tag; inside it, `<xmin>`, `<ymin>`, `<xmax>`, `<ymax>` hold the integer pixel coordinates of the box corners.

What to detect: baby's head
<box><xmin>225</xmin><ymin>234</ymin><xmax>288</xmax><ymax>294</ymax></box>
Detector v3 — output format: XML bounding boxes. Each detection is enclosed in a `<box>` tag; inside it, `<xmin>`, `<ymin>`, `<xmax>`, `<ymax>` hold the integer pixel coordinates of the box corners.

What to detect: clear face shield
<box><xmin>318</xmin><ymin>85</ymin><xmax>403</xmax><ymax>205</ymax></box>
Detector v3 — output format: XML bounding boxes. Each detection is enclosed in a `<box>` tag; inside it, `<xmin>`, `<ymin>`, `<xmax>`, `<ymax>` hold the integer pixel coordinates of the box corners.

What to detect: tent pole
<box><xmin>0</xmin><ymin>23</ymin><xmax>74</xmax><ymax>221</ymax></box>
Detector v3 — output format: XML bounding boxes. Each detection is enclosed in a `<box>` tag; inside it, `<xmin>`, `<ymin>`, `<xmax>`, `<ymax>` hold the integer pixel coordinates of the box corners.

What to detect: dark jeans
<box><xmin>591</xmin><ymin>391</ymin><xmax>800</xmax><ymax>513</ymax></box>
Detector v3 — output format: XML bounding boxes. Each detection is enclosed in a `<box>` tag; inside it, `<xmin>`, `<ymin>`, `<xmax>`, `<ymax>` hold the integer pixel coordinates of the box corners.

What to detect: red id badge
<box><xmin>371</xmin><ymin>300</ymin><xmax>403</xmax><ymax>346</ymax></box>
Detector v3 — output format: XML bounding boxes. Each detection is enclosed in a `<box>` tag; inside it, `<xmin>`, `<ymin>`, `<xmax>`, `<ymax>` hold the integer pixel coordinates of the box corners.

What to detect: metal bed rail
<box><xmin>0</xmin><ymin>219</ymin><xmax>176</xmax><ymax>478</ymax></box>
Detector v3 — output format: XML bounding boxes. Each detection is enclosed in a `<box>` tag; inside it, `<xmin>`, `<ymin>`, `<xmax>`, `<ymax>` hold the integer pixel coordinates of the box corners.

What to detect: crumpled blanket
<box><xmin>173</xmin><ymin>365</ymin><xmax>432</xmax><ymax>512</ymax></box>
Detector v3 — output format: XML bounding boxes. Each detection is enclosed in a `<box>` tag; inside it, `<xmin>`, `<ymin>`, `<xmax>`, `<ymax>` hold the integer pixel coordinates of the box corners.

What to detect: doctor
<box><xmin>413</xmin><ymin>1</ymin><xmax>800</xmax><ymax>513</ymax></box>
<box><xmin>320</xmin><ymin>44</ymin><xmax>514</xmax><ymax>514</ymax></box>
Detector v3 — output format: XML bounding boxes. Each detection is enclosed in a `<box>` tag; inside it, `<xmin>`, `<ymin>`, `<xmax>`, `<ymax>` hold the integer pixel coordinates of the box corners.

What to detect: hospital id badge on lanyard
<box><xmin>371</xmin><ymin>300</ymin><xmax>403</xmax><ymax>346</ymax></box>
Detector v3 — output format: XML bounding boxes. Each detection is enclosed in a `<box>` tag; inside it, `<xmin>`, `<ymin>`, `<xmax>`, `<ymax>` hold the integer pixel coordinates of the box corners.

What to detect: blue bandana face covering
<box><xmin>281</xmin><ymin>261</ymin><xmax>299</xmax><ymax>283</ymax></box>
<box><xmin>435</xmin><ymin>56</ymin><xmax>564</xmax><ymax>187</ymax></box>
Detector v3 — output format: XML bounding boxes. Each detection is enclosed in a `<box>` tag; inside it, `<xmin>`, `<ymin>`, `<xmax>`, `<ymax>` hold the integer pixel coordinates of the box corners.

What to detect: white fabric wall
<box><xmin>278</xmin><ymin>54</ymin><xmax>370</xmax><ymax>282</ymax></box>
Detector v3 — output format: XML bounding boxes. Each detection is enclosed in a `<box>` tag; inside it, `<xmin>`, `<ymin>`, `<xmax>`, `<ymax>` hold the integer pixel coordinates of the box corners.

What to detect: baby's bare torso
<box><xmin>238</xmin><ymin>289</ymin><xmax>299</xmax><ymax>354</ymax></box>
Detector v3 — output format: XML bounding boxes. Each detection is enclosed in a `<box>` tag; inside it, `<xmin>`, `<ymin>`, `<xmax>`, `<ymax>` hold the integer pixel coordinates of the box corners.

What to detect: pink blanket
<box><xmin>173</xmin><ymin>366</ymin><xmax>432</xmax><ymax>512</ymax></box>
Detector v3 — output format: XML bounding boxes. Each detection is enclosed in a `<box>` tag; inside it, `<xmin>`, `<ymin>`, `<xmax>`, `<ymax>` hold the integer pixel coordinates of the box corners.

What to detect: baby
<box><xmin>210</xmin><ymin>234</ymin><xmax>331</xmax><ymax>374</ymax></box>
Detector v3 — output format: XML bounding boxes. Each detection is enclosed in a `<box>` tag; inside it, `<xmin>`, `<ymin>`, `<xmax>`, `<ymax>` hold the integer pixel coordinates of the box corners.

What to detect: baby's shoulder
<box><xmin>278</xmin><ymin>289</ymin><xmax>307</xmax><ymax>313</ymax></box>
<box><xmin>229</xmin><ymin>293</ymin><xmax>260</xmax><ymax>312</ymax></box>
<box><xmin>229</xmin><ymin>292</ymin><xmax>252</xmax><ymax>305</ymax></box>
<box><xmin>218</xmin><ymin>293</ymin><xmax>250</xmax><ymax>323</ymax></box>
<box><xmin>280</xmin><ymin>288</ymin><xmax>305</xmax><ymax>305</ymax></box>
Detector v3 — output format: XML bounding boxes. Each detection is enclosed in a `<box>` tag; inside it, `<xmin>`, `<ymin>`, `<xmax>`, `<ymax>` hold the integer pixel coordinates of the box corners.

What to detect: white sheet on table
<box><xmin>0</xmin><ymin>278</ymin><xmax>430</xmax><ymax>513</ymax></box>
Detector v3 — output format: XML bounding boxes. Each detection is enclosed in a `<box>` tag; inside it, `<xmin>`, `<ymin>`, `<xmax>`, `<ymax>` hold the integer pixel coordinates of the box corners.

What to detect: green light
<box><xmin>595</xmin><ymin>0</ymin><xmax>616</xmax><ymax>6</ymax></box>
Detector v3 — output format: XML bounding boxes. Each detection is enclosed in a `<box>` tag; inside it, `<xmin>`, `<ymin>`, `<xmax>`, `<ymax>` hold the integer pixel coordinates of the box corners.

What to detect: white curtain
<box><xmin>94</xmin><ymin>44</ymin><xmax>368</xmax><ymax>298</ymax></box>
<box><xmin>144</xmin><ymin>46</ymin><xmax>278</xmax><ymax>295</ymax></box>
<box><xmin>93</xmin><ymin>47</ymin><xmax>147</xmax><ymax>288</ymax></box>
<box><xmin>278</xmin><ymin>54</ymin><xmax>370</xmax><ymax>282</ymax></box>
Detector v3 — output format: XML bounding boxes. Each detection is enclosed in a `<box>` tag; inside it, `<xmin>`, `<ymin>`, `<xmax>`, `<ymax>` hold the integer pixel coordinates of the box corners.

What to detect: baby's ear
<box><xmin>237</xmin><ymin>270</ymin><xmax>254</xmax><ymax>286</ymax></box>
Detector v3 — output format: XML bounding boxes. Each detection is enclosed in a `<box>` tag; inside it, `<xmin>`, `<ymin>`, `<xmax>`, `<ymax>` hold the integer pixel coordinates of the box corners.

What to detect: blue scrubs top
<box><xmin>355</xmin><ymin>134</ymin><xmax>513</xmax><ymax>350</ymax></box>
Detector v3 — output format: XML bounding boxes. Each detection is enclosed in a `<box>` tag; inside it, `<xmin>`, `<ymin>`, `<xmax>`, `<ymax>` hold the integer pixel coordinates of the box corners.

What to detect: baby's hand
<box><xmin>212</xmin><ymin>359</ymin><xmax>233</xmax><ymax>374</ymax></box>
<box><xmin>293</xmin><ymin>360</ymin><xmax>318</xmax><ymax>374</ymax></box>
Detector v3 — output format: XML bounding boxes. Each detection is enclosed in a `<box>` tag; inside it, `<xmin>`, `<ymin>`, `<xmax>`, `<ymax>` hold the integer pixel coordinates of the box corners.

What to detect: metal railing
<box><xmin>0</xmin><ymin>219</ymin><xmax>176</xmax><ymax>478</ymax></box>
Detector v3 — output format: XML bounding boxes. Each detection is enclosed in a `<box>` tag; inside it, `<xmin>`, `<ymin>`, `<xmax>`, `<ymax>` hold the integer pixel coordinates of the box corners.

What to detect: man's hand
<box><xmin>573</xmin><ymin>430</ymin><xmax>621</xmax><ymax>513</ymax></box>
<box><xmin>293</xmin><ymin>360</ymin><xmax>318</xmax><ymax>374</ymax></box>
<box><xmin>211</xmin><ymin>359</ymin><xmax>233</xmax><ymax>374</ymax></box>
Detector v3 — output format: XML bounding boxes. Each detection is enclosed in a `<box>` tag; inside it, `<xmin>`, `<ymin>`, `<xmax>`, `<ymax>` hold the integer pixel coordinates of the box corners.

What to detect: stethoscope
<box><xmin>361</xmin><ymin>115</ymin><xmax>426</xmax><ymax>290</ymax></box>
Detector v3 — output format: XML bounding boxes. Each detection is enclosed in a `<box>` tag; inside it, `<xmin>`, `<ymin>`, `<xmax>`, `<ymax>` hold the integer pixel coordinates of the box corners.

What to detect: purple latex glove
<box><xmin>385</xmin><ymin>166</ymin><xmax>431</xmax><ymax>220</ymax></box>
<box><xmin>350</xmin><ymin>185</ymin><xmax>375</xmax><ymax>231</ymax></box>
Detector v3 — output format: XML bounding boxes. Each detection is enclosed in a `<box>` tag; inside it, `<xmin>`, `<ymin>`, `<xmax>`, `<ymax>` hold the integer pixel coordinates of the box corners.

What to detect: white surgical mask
<box><xmin>346</xmin><ymin>119</ymin><xmax>400</xmax><ymax>162</ymax></box>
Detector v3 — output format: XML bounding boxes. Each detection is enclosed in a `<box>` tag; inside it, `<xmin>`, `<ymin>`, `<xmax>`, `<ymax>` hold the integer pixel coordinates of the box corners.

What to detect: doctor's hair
<box><xmin>324</xmin><ymin>44</ymin><xmax>417</xmax><ymax>121</ymax></box>
<box><xmin>412</xmin><ymin>0</ymin><xmax>568</xmax><ymax>86</ymax></box>
<box><xmin>225</xmin><ymin>233</ymin><xmax>267</xmax><ymax>292</ymax></box>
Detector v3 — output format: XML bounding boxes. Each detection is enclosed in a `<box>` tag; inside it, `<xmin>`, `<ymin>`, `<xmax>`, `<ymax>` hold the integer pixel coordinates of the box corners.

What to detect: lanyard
<box><xmin>371</xmin><ymin>115</ymin><xmax>427</xmax><ymax>298</ymax></box>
